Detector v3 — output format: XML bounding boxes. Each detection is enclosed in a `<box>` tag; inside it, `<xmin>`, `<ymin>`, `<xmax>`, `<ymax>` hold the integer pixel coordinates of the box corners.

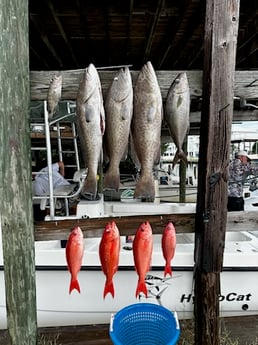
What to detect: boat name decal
<box><xmin>180</xmin><ymin>292</ymin><xmax>252</xmax><ymax>303</ymax></box>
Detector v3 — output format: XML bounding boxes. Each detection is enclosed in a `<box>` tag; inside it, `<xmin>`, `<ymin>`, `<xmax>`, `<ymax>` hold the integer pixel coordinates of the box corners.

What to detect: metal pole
<box><xmin>44</xmin><ymin>100</ymin><xmax>55</xmax><ymax>218</ymax></box>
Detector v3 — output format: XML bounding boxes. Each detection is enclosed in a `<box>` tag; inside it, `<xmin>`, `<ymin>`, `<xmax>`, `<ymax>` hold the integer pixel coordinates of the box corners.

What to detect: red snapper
<box><xmin>99</xmin><ymin>221</ymin><xmax>120</xmax><ymax>298</ymax></box>
<box><xmin>65</xmin><ymin>226</ymin><xmax>84</xmax><ymax>294</ymax></box>
<box><xmin>162</xmin><ymin>222</ymin><xmax>177</xmax><ymax>277</ymax></box>
<box><xmin>133</xmin><ymin>221</ymin><xmax>153</xmax><ymax>298</ymax></box>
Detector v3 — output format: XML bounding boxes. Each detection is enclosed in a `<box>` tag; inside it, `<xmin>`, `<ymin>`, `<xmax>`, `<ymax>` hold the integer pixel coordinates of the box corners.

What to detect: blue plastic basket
<box><xmin>109</xmin><ymin>303</ymin><xmax>180</xmax><ymax>345</ymax></box>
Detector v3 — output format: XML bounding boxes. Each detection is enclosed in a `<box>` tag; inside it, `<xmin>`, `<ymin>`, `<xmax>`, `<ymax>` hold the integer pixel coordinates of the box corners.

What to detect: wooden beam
<box><xmin>0</xmin><ymin>0</ymin><xmax>37</xmax><ymax>342</ymax></box>
<box><xmin>143</xmin><ymin>0</ymin><xmax>164</xmax><ymax>62</ymax></box>
<box><xmin>47</xmin><ymin>0</ymin><xmax>79</xmax><ymax>67</ymax></box>
<box><xmin>171</xmin><ymin>2</ymin><xmax>204</xmax><ymax>68</ymax></box>
<box><xmin>125</xmin><ymin>0</ymin><xmax>134</xmax><ymax>61</ymax></box>
<box><xmin>30</xmin><ymin>69</ymin><xmax>258</xmax><ymax>101</ymax></box>
<box><xmin>30</xmin><ymin>45</ymin><xmax>50</xmax><ymax>69</ymax></box>
<box><xmin>158</xmin><ymin>1</ymin><xmax>202</xmax><ymax>69</ymax></box>
<box><xmin>30</xmin><ymin>13</ymin><xmax>64</xmax><ymax>68</ymax></box>
<box><xmin>194</xmin><ymin>1</ymin><xmax>240</xmax><ymax>344</ymax></box>
<box><xmin>33</xmin><ymin>211</ymin><xmax>258</xmax><ymax>241</ymax></box>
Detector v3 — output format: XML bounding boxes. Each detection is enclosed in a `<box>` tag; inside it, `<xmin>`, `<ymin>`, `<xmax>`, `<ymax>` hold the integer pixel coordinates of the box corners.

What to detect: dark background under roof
<box><xmin>29</xmin><ymin>0</ymin><xmax>258</xmax><ymax>71</ymax></box>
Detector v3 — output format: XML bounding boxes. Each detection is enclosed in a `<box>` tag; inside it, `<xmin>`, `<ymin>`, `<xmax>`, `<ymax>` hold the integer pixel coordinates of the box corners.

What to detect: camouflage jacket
<box><xmin>228</xmin><ymin>158</ymin><xmax>257</xmax><ymax>198</ymax></box>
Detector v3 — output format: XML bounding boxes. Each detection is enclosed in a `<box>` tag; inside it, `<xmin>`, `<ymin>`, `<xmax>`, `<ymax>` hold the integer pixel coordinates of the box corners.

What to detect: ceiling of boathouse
<box><xmin>29</xmin><ymin>1</ymin><xmax>258</xmax><ymax>72</ymax></box>
<box><xmin>29</xmin><ymin>1</ymin><xmax>258</xmax><ymax>134</ymax></box>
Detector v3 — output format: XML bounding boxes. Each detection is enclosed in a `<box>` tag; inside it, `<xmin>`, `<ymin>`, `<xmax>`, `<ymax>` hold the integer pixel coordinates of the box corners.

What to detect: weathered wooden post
<box><xmin>0</xmin><ymin>1</ymin><xmax>37</xmax><ymax>344</ymax></box>
<box><xmin>194</xmin><ymin>1</ymin><xmax>240</xmax><ymax>344</ymax></box>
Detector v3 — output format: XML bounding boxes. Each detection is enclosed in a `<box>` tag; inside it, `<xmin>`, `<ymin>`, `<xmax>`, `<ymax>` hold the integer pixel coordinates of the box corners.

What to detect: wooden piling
<box><xmin>194</xmin><ymin>1</ymin><xmax>240</xmax><ymax>344</ymax></box>
<box><xmin>0</xmin><ymin>1</ymin><xmax>37</xmax><ymax>344</ymax></box>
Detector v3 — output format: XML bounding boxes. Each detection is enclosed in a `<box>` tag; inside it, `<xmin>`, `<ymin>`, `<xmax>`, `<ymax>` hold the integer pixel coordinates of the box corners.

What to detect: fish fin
<box><xmin>103</xmin><ymin>281</ymin><xmax>115</xmax><ymax>299</ymax></box>
<box><xmin>172</xmin><ymin>149</ymin><xmax>188</xmax><ymax>168</ymax></box>
<box><xmin>164</xmin><ymin>265</ymin><xmax>172</xmax><ymax>277</ymax></box>
<box><xmin>103</xmin><ymin>168</ymin><xmax>120</xmax><ymax>191</ymax></box>
<box><xmin>177</xmin><ymin>95</ymin><xmax>183</xmax><ymax>108</ymax></box>
<box><xmin>135</xmin><ymin>280</ymin><xmax>148</xmax><ymax>298</ymax></box>
<box><xmin>69</xmin><ymin>278</ymin><xmax>81</xmax><ymax>294</ymax></box>
<box><xmin>85</xmin><ymin>105</ymin><xmax>95</xmax><ymax>122</ymax></box>
<box><xmin>134</xmin><ymin>175</ymin><xmax>155</xmax><ymax>201</ymax></box>
<box><xmin>82</xmin><ymin>174</ymin><xmax>97</xmax><ymax>199</ymax></box>
<box><xmin>146</xmin><ymin>106</ymin><xmax>156</xmax><ymax>122</ymax></box>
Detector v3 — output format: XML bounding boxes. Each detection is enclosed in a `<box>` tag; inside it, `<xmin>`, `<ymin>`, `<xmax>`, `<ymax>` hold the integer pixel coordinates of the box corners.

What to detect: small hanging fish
<box><xmin>164</xmin><ymin>72</ymin><xmax>190</xmax><ymax>168</ymax></box>
<box><xmin>65</xmin><ymin>226</ymin><xmax>84</xmax><ymax>294</ymax></box>
<box><xmin>47</xmin><ymin>74</ymin><xmax>62</xmax><ymax>118</ymax></box>
<box><xmin>99</xmin><ymin>221</ymin><xmax>120</xmax><ymax>298</ymax></box>
<box><xmin>162</xmin><ymin>222</ymin><xmax>177</xmax><ymax>277</ymax></box>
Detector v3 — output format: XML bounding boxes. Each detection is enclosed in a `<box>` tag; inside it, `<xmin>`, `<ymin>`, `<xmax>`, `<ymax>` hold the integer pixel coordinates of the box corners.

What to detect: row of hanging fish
<box><xmin>46</xmin><ymin>62</ymin><xmax>190</xmax><ymax>201</ymax></box>
<box><xmin>65</xmin><ymin>221</ymin><xmax>176</xmax><ymax>299</ymax></box>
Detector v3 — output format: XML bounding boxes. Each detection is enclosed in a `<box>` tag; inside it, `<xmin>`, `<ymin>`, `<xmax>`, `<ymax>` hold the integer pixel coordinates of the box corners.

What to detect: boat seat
<box><xmin>33</xmin><ymin>169</ymin><xmax>87</xmax><ymax>216</ymax></box>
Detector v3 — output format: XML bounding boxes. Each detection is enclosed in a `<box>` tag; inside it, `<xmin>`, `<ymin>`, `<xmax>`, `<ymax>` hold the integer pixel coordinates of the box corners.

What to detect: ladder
<box><xmin>31</xmin><ymin>100</ymin><xmax>83</xmax><ymax>219</ymax></box>
<box><xmin>53</xmin><ymin>102</ymin><xmax>80</xmax><ymax>176</ymax></box>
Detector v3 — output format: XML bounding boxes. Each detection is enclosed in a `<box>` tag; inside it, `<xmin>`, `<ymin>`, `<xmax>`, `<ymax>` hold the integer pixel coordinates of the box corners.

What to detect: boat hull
<box><xmin>0</xmin><ymin>231</ymin><xmax>258</xmax><ymax>329</ymax></box>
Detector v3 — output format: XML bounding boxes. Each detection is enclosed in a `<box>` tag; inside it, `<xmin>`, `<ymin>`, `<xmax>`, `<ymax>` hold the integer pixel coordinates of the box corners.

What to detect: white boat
<box><xmin>0</xmin><ymin>227</ymin><xmax>258</xmax><ymax>329</ymax></box>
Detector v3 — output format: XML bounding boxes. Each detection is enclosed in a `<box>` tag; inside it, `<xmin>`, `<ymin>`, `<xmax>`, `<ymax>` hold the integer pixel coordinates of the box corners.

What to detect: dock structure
<box><xmin>2</xmin><ymin>0</ymin><xmax>258</xmax><ymax>345</ymax></box>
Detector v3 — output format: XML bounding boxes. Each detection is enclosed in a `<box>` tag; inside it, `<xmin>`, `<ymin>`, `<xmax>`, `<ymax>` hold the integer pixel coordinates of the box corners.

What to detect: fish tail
<box><xmin>69</xmin><ymin>278</ymin><xmax>81</xmax><ymax>294</ymax></box>
<box><xmin>134</xmin><ymin>175</ymin><xmax>155</xmax><ymax>201</ymax></box>
<box><xmin>172</xmin><ymin>149</ymin><xmax>188</xmax><ymax>168</ymax></box>
<box><xmin>103</xmin><ymin>280</ymin><xmax>115</xmax><ymax>299</ymax></box>
<box><xmin>164</xmin><ymin>264</ymin><xmax>172</xmax><ymax>277</ymax></box>
<box><xmin>82</xmin><ymin>174</ymin><xmax>97</xmax><ymax>199</ymax></box>
<box><xmin>135</xmin><ymin>279</ymin><xmax>148</xmax><ymax>298</ymax></box>
<box><xmin>103</xmin><ymin>167</ymin><xmax>120</xmax><ymax>191</ymax></box>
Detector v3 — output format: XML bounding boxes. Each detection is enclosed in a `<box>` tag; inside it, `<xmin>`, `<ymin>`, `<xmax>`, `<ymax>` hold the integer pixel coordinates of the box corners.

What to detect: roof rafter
<box><xmin>143</xmin><ymin>0</ymin><xmax>164</xmax><ymax>63</ymax></box>
<box><xmin>125</xmin><ymin>0</ymin><xmax>134</xmax><ymax>63</ymax></box>
<box><xmin>157</xmin><ymin>1</ymin><xmax>189</xmax><ymax>68</ymax></box>
<box><xmin>30</xmin><ymin>13</ymin><xmax>64</xmax><ymax>68</ymax></box>
<box><xmin>169</xmin><ymin>2</ymin><xmax>204</xmax><ymax>68</ymax></box>
<box><xmin>46</xmin><ymin>0</ymin><xmax>79</xmax><ymax>67</ymax></box>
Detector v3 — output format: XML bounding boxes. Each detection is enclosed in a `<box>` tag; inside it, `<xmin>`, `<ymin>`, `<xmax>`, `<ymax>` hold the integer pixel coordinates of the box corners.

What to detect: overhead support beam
<box><xmin>237</xmin><ymin>43</ymin><xmax>258</xmax><ymax>65</ymax></box>
<box><xmin>30</xmin><ymin>14</ymin><xmax>64</xmax><ymax>68</ymax></box>
<box><xmin>157</xmin><ymin>2</ymin><xmax>187</xmax><ymax>69</ymax></box>
<box><xmin>143</xmin><ymin>0</ymin><xmax>164</xmax><ymax>62</ymax></box>
<box><xmin>29</xmin><ymin>46</ymin><xmax>49</xmax><ymax>69</ymax></box>
<box><xmin>158</xmin><ymin>0</ymin><xmax>200</xmax><ymax>69</ymax></box>
<box><xmin>30</xmin><ymin>69</ymin><xmax>258</xmax><ymax>101</ymax></box>
<box><xmin>170</xmin><ymin>2</ymin><xmax>204</xmax><ymax>68</ymax></box>
<box><xmin>125</xmin><ymin>0</ymin><xmax>134</xmax><ymax>62</ymax></box>
<box><xmin>102</xmin><ymin>1</ymin><xmax>112</xmax><ymax>66</ymax></box>
<box><xmin>75</xmin><ymin>0</ymin><xmax>95</xmax><ymax>64</ymax></box>
<box><xmin>47</xmin><ymin>0</ymin><xmax>79</xmax><ymax>67</ymax></box>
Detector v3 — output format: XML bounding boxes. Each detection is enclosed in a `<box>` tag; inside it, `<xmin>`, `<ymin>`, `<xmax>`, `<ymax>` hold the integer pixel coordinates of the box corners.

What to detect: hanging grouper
<box><xmin>131</xmin><ymin>61</ymin><xmax>163</xmax><ymax>201</ymax></box>
<box><xmin>76</xmin><ymin>64</ymin><xmax>105</xmax><ymax>199</ymax></box>
<box><xmin>47</xmin><ymin>74</ymin><xmax>62</xmax><ymax>118</ymax></box>
<box><xmin>99</xmin><ymin>221</ymin><xmax>120</xmax><ymax>299</ymax></box>
<box><xmin>103</xmin><ymin>67</ymin><xmax>133</xmax><ymax>191</ymax></box>
<box><xmin>165</xmin><ymin>72</ymin><xmax>190</xmax><ymax>168</ymax></box>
